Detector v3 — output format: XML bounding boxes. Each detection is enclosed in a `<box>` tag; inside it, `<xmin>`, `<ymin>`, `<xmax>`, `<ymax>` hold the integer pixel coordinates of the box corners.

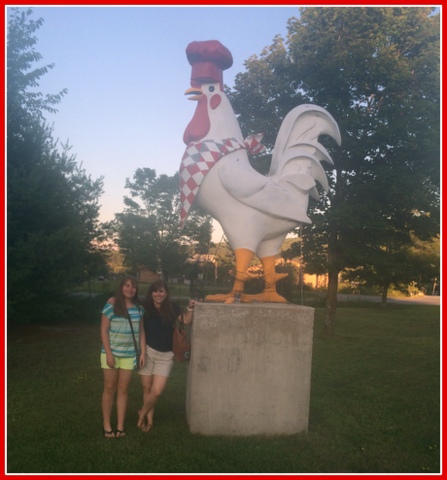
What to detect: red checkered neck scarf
<box><xmin>179</xmin><ymin>134</ymin><xmax>265</xmax><ymax>228</ymax></box>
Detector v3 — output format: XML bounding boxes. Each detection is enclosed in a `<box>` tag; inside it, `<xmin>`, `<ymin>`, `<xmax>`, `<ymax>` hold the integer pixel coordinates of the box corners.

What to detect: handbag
<box><xmin>173</xmin><ymin>316</ymin><xmax>191</xmax><ymax>362</ymax></box>
<box><xmin>125</xmin><ymin>311</ymin><xmax>140</xmax><ymax>370</ymax></box>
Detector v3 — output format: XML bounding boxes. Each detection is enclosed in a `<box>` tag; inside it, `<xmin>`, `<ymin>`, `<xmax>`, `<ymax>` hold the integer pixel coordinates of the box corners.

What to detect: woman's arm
<box><xmin>100</xmin><ymin>314</ymin><xmax>115</xmax><ymax>368</ymax></box>
<box><xmin>183</xmin><ymin>299</ymin><xmax>197</xmax><ymax>325</ymax></box>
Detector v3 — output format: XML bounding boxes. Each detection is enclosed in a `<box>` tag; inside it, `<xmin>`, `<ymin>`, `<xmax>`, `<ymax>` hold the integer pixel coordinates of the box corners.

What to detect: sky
<box><xmin>8</xmin><ymin>5</ymin><xmax>300</xmax><ymax>239</ymax></box>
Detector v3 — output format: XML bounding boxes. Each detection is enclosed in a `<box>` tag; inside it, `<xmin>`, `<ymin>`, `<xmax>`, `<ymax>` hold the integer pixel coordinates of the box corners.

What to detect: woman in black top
<box><xmin>137</xmin><ymin>280</ymin><xmax>195</xmax><ymax>432</ymax></box>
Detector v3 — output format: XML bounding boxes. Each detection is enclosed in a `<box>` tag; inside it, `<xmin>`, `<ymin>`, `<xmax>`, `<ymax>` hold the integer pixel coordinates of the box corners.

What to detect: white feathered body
<box><xmin>183</xmin><ymin>82</ymin><xmax>341</xmax><ymax>259</ymax></box>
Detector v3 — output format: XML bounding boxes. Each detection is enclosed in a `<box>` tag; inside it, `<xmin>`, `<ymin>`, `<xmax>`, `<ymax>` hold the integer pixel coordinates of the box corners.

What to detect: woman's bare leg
<box><xmin>102</xmin><ymin>369</ymin><xmax>118</xmax><ymax>437</ymax></box>
<box><xmin>116</xmin><ymin>368</ymin><xmax>133</xmax><ymax>436</ymax></box>
<box><xmin>138</xmin><ymin>374</ymin><xmax>169</xmax><ymax>432</ymax></box>
<box><xmin>140</xmin><ymin>374</ymin><xmax>155</xmax><ymax>429</ymax></box>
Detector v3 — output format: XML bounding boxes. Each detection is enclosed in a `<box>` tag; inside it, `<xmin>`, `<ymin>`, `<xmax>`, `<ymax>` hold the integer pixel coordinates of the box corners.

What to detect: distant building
<box><xmin>186</xmin><ymin>254</ymin><xmax>217</xmax><ymax>267</ymax></box>
<box><xmin>137</xmin><ymin>269</ymin><xmax>160</xmax><ymax>284</ymax></box>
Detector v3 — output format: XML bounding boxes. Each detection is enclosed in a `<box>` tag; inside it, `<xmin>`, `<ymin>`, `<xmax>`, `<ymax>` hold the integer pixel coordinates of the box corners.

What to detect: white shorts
<box><xmin>138</xmin><ymin>345</ymin><xmax>174</xmax><ymax>377</ymax></box>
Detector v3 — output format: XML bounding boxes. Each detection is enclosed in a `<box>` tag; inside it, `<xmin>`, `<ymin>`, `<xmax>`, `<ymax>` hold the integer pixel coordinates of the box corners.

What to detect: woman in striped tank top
<box><xmin>100</xmin><ymin>275</ymin><xmax>145</xmax><ymax>438</ymax></box>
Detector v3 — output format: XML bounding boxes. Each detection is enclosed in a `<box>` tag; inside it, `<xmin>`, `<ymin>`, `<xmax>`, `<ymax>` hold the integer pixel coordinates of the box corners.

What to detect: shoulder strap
<box><xmin>125</xmin><ymin>310</ymin><xmax>139</xmax><ymax>355</ymax></box>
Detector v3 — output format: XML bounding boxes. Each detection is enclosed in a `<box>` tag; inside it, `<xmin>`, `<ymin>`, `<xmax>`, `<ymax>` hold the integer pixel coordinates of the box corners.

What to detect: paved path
<box><xmin>337</xmin><ymin>294</ymin><xmax>440</xmax><ymax>306</ymax></box>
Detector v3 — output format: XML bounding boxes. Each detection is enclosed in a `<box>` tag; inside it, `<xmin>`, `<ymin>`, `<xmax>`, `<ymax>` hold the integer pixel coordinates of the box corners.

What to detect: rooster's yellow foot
<box><xmin>263</xmin><ymin>272</ymin><xmax>288</xmax><ymax>283</ymax></box>
<box><xmin>229</xmin><ymin>270</ymin><xmax>261</xmax><ymax>281</ymax></box>
<box><xmin>244</xmin><ymin>291</ymin><xmax>289</xmax><ymax>303</ymax></box>
<box><xmin>204</xmin><ymin>291</ymin><xmax>288</xmax><ymax>304</ymax></box>
<box><xmin>204</xmin><ymin>293</ymin><xmax>231</xmax><ymax>303</ymax></box>
<box><xmin>204</xmin><ymin>292</ymin><xmax>243</xmax><ymax>303</ymax></box>
<box><xmin>224</xmin><ymin>292</ymin><xmax>243</xmax><ymax>304</ymax></box>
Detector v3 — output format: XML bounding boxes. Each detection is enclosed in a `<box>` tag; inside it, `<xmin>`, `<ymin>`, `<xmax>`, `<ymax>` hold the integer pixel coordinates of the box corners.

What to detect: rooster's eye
<box><xmin>209</xmin><ymin>86</ymin><xmax>215</xmax><ymax>92</ymax></box>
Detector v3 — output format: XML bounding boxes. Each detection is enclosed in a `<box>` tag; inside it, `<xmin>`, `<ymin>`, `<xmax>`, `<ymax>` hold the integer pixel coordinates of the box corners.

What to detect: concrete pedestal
<box><xmin>186</xmin><ymin>303</ymin><xmax>314</xmax><ymax>436</ymax></box>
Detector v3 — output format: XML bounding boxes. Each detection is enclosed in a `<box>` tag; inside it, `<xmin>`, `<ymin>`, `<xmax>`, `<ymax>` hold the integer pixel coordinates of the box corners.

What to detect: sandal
<box><xmin>103</xmin><ymin>429</ymin><xmax>115</xmax><ymax>439</ymax></box>
<box><xmin>116</xmin><ymin>429</ymin><xmax>126</xmax><ymax>438</ymax></box>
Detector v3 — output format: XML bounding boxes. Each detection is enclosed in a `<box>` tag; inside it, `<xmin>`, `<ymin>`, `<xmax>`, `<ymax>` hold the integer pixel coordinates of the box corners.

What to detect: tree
<box><xmin>112</xmin><ymin>168</ymin><xmax>212</xmax><ymax>281</ymax></box>
<box><xmin>7</xmin><ymin>8</ymin><xmax>67</xmax><ymax>149</ymax></box>
<box><xmin>229</xmin><ymin>7</ymin><xmax>440</xmax><ymax>333</ymax></box>
<box><xmin>292</xmin><ymin>7</ymin><xmax>439</xmax><ymax>321</ymax></box>
<box><xmin>341</xmin><ymin>233</ymin><xmax>440</xmax><ymax>299</ymax></box>
<box><xmin>7</xmin><ymin>8</ymin><xmax>104</xmax><ymax>322</ymax></box>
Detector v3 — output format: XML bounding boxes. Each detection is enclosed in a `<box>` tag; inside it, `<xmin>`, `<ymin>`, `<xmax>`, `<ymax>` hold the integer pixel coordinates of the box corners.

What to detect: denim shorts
<box><xmin>138</xmin><ymin>345</ymin><xmax>174</xmax><ymax>377</ymax></box>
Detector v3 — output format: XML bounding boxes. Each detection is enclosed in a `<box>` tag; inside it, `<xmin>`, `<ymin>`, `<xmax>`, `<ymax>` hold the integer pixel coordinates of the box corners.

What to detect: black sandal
<box><xmin>103</xmin><ymin>429</ymin><xmax>115</xmax><ymax>439</ymax></box>
<box><xmin>116</xmin><ymin>429</ymin><xmax>126</xmax><ymax>438</ymax></box>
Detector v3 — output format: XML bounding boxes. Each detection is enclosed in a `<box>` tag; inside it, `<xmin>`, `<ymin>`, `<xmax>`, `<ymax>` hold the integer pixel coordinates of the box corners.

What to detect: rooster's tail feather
<box><xmin>269</xmin><ymin>105</ymin><xmax>341</xmax><ymax>188</ymax></box>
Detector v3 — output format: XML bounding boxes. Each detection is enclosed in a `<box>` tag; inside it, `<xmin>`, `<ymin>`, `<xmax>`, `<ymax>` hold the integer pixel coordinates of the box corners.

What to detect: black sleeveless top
<box><xmin>143</xmin><ymin>302</ymin><xmax>181</xmax><ymax>352</ymax></box>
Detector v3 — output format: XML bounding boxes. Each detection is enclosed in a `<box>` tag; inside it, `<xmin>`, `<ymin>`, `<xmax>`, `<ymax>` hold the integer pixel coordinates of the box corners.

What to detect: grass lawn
<box><xmin>6</xmin><ymin>302</ymin><xmax>440</xmax><ymax>474</ymax></box>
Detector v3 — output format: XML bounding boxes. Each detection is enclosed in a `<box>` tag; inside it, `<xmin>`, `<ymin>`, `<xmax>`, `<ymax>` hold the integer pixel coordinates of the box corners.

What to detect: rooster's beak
<box><xmin>185</xmin><ymin>87</ymin><xmax>203</xmax><ymax>101</ymax></box>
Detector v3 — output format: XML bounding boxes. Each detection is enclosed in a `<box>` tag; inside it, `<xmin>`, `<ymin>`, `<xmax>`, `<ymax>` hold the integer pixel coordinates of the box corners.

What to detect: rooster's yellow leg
<box><xmin>224</xmin><ymin>248</ymin><xmax>255</xmax><ymax>303</ymax></box>
<box><xmin>204</xmin><ymin>248</ymin><xmax>254</xmax><ymax>303</ymax></box>
<box><xmin>258</xmin><ymin>255</ymin><xmax>288</xmax><ymax>303</ymax></box>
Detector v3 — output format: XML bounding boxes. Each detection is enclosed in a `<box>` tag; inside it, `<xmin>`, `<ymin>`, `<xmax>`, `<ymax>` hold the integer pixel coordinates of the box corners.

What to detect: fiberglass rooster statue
<box><xmin>180</xmin><ymin>40</ymin><xmax>341</xmax><ymax>304</ymax></box>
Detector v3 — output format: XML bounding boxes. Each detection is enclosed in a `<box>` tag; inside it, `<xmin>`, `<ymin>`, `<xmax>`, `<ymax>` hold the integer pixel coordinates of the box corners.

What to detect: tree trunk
<box><xmin>381</xmin><ymin>283</ymin><xmax>390</xmax><ymax>307</ymax></box>
<box><xmin>324</xmin><ymin>271</ymin><xmax>339</xmax><ymax>336</ymax></box>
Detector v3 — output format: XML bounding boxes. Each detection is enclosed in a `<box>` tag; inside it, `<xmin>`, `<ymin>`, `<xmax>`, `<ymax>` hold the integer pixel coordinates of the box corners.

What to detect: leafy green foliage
<box><xmin>7</xmin><ymin>8</ymin><xmax>67</xmax><ymax>140</ymax></box>
<box><xmin>7</xmin><ymin>8</ymin><xmax>105</xmax><ymax>322</ymax></box>
<box><xmin>111</xmin><ymin>168</ymin><xmax>212</xmax><ymax>280</ymax></box>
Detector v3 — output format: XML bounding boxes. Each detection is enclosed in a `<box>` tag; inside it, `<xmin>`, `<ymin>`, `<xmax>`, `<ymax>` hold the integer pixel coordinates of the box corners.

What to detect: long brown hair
<box><xmin>144</xmin><ymin>280</ymin><xmax>176</xmax><ymax>323</ymax></box>
<box><xmin>113</xmin><ymin>275</ymin><xmax>140</xmax><ymax>317</ymax></box>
